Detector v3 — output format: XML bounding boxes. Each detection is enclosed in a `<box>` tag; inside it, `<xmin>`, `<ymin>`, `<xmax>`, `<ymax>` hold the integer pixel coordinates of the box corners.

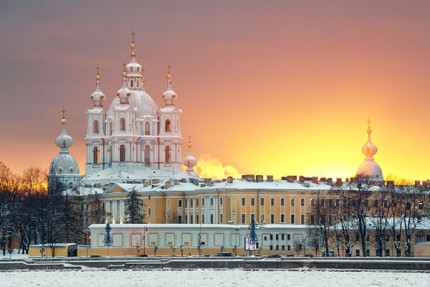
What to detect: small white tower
<box><xmin>183</xmin><ymin>135</ymin><xmax>198</xmax><ymax>177</ymax></box>
<box><xmin>49</xmin><ymin>108</ymin><xmax>82</xmax><ymax>193</ymax></box>
<box><xmin>356</xmin><ymin>119</ymin><xmax>383</xmax><ymax>181</ymax></box>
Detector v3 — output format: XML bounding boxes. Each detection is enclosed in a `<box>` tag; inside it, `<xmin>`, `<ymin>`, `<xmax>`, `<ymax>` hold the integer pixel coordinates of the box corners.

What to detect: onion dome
<box><xmin>183</xmin><ymin>136</ymin><xmax>198</xmax><ymax>177</ymax></box>
<box><xmin>90</xmin><ymin>65</ymin><xmax>105</xmax><ymax>107</ymax></box>
<box><xmin>162</xmin><ymin>65</ymin><xmax>177</xmax><ymax>106</ymax></box>
<box><xmin>116</xmin><ymin>64</ymin><xmax>131</xmax><ymax>104</ymax></box>
<box><xmin>55</xmin><ymin>109</ymin><xmax>73</xmax><ymax>151</ymax></box>
<box><xmin>50</xmin><ymin>109</ymin><xmax>80</xmax><ymax>176</ymax></box>
<box><xmin>356</xmin><ymin>119</ymin><xmax>383</xmax><ymax>180</ymax></box>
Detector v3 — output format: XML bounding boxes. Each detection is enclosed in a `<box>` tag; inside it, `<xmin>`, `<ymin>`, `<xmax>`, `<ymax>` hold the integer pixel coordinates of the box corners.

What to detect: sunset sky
<box><xmin>1</xmin><ymin>0</ymin><xmax>430</xmax><ymax>181</ymax></box>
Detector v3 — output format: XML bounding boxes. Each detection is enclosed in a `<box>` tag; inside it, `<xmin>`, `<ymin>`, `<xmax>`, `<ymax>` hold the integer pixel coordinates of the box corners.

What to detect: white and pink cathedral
<box><xmin>49</xmin><ymin>36</ymin><xmax>199</xmax><ymax>192</ymax></box>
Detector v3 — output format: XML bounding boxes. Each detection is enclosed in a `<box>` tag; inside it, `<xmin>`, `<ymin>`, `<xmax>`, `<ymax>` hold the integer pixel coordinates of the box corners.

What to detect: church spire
<box><xmin>56</xmin><ymin>107</ymin><xmax>73</xmax><ymax>153</ymax></box>
<box><xmin>162</xmin><ymin>64</ymin><xmax>177</xmax><ymax>106</ymax></box>
<box><xmin>90</xmin><ymin>65</ymin><xmax>105</xmax><ymax>107</ymax></box>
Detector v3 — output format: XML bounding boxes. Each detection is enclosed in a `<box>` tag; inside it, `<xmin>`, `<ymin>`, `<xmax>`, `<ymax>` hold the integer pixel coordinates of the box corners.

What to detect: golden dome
<box><xmin>167</xmin><ymin>73</ymin><xmax>172</xmax><ymax>80</ymax></box>
<box><xmin>61</xmin><ymin>118</ymin><xmax>67</xmax><ymax>125</ymax></box>
<box><xmin>95</xmin><ymin>75</ymin><xmax>100</xmax><ymax>80</ymax></box>
<box><xmin>130</xmin><ymin>42</ymin><xmax>137</xmax><ymax>51</ymax></box>
<box><xmin>122</xmin><ymin>71</ymin><xmax>127</xmax><ymax>77</ymax></box>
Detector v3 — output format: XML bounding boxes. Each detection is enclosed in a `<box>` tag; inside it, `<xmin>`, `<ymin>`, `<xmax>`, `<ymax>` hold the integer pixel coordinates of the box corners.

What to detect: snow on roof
<box><xmin>89</xmin><ymin>223</ymin><xmax>309</xmax><ymax>230</ymax></box>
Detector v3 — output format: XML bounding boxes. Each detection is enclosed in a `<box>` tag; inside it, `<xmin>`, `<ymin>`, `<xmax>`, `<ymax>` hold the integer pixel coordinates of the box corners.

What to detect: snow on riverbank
<box><xmin>0</xmin><ymin>269</ymin><xmax>428</xmax><ymax>287</ymax></box>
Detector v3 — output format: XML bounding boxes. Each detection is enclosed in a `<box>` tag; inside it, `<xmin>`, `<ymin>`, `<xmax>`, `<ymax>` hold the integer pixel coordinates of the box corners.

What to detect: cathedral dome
<box><xmin>56</xmin><ymin>119</ymin><xmax>73</xmax><ymax>149</ymax></box>
<box><xmin>162</xmin><ymin>66</ymin><xmax>177</xmax><ymax>106</ymax></box>
<box><xmin>356</xmin><ymin>160</ymin><xmax>383</xmax><ymax>180</ymax></box>
<box><xmin>49</xmin><ymin>153</ymin><xmax>80</xmax><ymax>175</ymax></box>
<box><xmin>107</xmin><ymin>90</ymin><xmax>159</xmax><ymax>119</ymax></box>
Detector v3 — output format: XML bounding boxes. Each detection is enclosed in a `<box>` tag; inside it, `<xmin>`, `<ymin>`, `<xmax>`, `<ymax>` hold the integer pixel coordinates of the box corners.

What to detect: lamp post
<box><xmin>143</xmin><ymin>227</ymin><xmax>148</xmax><ymax>256</ymax></box>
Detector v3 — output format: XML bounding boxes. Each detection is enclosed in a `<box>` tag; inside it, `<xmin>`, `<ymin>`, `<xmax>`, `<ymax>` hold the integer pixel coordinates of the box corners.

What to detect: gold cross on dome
<box><xmin>188</xmin><ymin>134</ymin><xmax>191</xmax><ymax>143</ymax></box>
<box><xmin>96</xmin><ymin>64</ymin><xmax>100</xmax><ymax>75</ymax></box>
<box><xmin>61</xmin><ymin>107</ymin><xmax>66</xmax><ymax>119</ymax></box>
<box><xmin>167</xmin><ymin>63</ymin><xmax>171</xmax><ymax>74</ymax></box>
<box><xmin>367</xmin><ymin>118</ymin><xmax>371</xmax><ymax>128</ymax></box>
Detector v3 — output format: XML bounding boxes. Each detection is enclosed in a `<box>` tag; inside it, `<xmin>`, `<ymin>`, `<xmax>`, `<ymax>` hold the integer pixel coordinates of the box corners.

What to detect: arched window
<box><xmin>145</xmin><ymin>122</ymin><xmax>150</xmax><ymax>135</ymax></box>
<box><xmin>144</xmin><ymin>145</ymin><xmax>150</xmax><ymax>166</ymax></box>
<box><xmin>120</xmin><ymin>145</ymin><xmax>126</xmax><ymax>162</ymax></box>
<box><xmin>165</xmin><ymin>119</ymin><xmax>171</xmax><ymax>133</ymax></box>
<box><xmin>120</xmin><ymin>117</ymin><xmax>126</xmax><ymax>132</ymax></box>
<box><xmin>165</xmin><ymin>146</ymin><xmax>171</xmax><ymax>163</ymax></box>
<box><xmin>93</xmin><ymin>147</ymin><xmax>99</xmax><ymax>164</ymax></box>
<box><xmin>109</xmin><ymin>122</ymin><xmax>113</xmax><ymax>136</ymax></box>
<box><xmin>93</xmin><ymin>120</ymin><xmax>99</xmax><ymax>134</ymax></box>
<box><xmin>131</xmin><ymin>80</ymin><xmax>134</xmax><ymax>87</ymax></box>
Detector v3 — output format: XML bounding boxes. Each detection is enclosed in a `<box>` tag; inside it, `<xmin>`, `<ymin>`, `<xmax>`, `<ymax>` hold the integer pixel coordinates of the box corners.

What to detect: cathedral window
<box><xmin>109</xmin><ymin>122</ymin><xmax>113</xmax><ymax>136</ymax></box>
<box><xmin>131</xmin><ymin>80</ymin><xmax>134</xmax><ymax>87</ymax></box>
<box><xmin>93</xmin><ymin>147</ymin><xmax>99</xmax><ymax>164</ymax></box>
<box><xmin>144</xmin><ymin>145</ymin><xmax>150</xmax><ymax>166</ymax></box>
<box><xmin>120</xmin><ymin>145</ymin><xmax>126</xmax><ymax>162</ymax></box>
<box><xmin>165</xmin><ymin>119</ymin><xmax>171</xmax><ymax>133</ymax></box>
<box><xmin>165</xmin><ymin>146</ymin><xmax>171</xmax><ymax>163</ymax></box>
<box><xmin>120</xmin><ymin>117</ymin><xmax>126</xmax><ymax>132</ymax></box>
<box><xmin>93</xmin><ymin>120</ymin><xmax>99</xmax><ymax>134</ymax></box>
<box><xmin>145</xmin><ymin>122</ymin><xmax>150</xmax><ymax>135</ymax></box>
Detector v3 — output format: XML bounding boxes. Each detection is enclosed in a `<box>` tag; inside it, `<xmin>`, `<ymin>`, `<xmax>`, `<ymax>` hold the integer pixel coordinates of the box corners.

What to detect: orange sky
<box><xmin>1</xmin><ymin>1</ymin><xmax>430</xmax><ymax>181</ymax></box>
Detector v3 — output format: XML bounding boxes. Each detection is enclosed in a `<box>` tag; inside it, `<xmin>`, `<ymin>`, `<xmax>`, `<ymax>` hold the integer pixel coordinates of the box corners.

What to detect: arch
<box><xmin>120</xmin><ymin>117</ymin><xmax>126</xmax><ymax>132</ymax></box>
<box><xmin>165</xmin><ymin>146</ymin><xmax>171</xmax><ymax>163</ymax></box>
<box><xmin>93</xmin><ymin>120</ymin><xmax>99</xmax><ymax>134</ymax></box>
<box><xmin>120</xmin><ymin>145</ymin><xmax>126</xmax><ymax>162</ymax></box>
<box><xmin>145</xmin><ymin>121</ymin><xmax>150</xmax><ymax>135</ymax></box>
<box><xmin>93</xmin><ymin>147</ymin><xmax>99</xmax><ymax>164</ymax></box>
<box><xmin>165</xmin><ymin>119</ymin><xmax>171</xmax><ymax>133</ymax></box>
<box><xmin>144</xmin><ymin>145</ymin><xmax>150</xmax><ymax>166</ymax></box>
<box><xmin>109</xmin><ymin>122</ymin><xmax>113</xmax><ymax>136</ymax></box>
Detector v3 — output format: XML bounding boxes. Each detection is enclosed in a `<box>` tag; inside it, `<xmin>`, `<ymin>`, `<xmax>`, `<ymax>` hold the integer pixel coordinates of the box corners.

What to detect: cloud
<box><xmin>193</xmin><ymin>154</ymin><xmax>241</xmax><ymax>180</ymax></box>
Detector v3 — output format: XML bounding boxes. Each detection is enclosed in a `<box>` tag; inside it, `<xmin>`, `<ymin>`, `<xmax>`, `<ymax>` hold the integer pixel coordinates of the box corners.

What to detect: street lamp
<box><xmin>143</xmin><ymin>227</ymin><xmax>148</xmax><ymax>256</ymax></box>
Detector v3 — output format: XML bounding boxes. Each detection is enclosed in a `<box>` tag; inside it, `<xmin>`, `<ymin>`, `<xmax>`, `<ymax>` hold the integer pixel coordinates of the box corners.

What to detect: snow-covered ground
<box><xmin>0</xmin><ymin>269</ymin><xmax>428</xmax><ymax>287</ymax></box>
<box><xmin>0</xmin><ymin>249</ymin><xmax>28</xmax><ymax>260</ymax></box>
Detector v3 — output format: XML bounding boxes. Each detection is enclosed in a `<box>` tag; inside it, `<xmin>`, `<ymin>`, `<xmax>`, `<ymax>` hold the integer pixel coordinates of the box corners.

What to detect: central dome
<box><xmin>107</xmin><ymin>90</ymin><xmax>159</xmax><ymax>118</ymax></box>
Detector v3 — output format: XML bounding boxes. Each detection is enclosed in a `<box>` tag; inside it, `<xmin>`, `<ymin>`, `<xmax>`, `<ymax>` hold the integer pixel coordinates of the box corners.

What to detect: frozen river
<box><xmin>0</xmin><ymin>269</ymin><xmax>429</xmax><ymax>287</ymax></box>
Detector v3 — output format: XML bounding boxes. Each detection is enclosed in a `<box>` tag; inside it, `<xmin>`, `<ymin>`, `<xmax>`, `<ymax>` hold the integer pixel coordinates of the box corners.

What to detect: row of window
<box><xmin>177</xmin><ymin>214</ymin><xmax>218</xmax><ymax>224</ymax></box>
<box><xmin>178</xmin><ymin>197</ymin><xmax>219</xmax><ymax>208</ymax></box>
<box><xmin>242</xmin><ymin>197</ymin><xmax>307</xmax><ymax>207</ymax></box>
<box><xmin>92</xmin><ymin>145</ymin><xmax>171</xmax><ymax>164</ymax></box>
<box><xmin>92</xmin><ymin>119</ymin><xmax>173</xmax><ymax>135</ymax></box>
<box><xmin>240</xmin><ymin>213</ymin><xmax>306</xmax><ymax>225</ymax></box>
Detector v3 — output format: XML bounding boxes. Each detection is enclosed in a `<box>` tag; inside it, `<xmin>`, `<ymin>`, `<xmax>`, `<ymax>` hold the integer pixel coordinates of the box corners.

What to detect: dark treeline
<box><xmin>0</xmin><ymin>162</ymin><xmax>104</xmax><ymax>256</ymax></box>
<box><xmin>307</xmin><ymin>178</ymin><xmax>430</xmax><ymax>257</ymax></box>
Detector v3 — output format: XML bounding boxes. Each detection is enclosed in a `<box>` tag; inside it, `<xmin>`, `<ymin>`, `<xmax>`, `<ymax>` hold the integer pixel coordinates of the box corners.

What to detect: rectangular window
<box><xmin>178</xmin><ymin>200</ymin><xmax>182</xmax><ymax>208</ymax></box>
<box><xmin>270</xmin><ymin>234</ymin><xmax>273</xmax><ymax>240</ymax></box>
<box><xmin>281</xmin><ymin>234</ymin><xmax>285</xmax><ymax>241</ymax></box>
<box><xmin>202</xmin><ymin>198</ymin><xmax>205</xmax><ymax>206</ymax></box>
<box><xmin>301</xmin><ymin>214</ymin><xmax>305</xmax><ymax>224</ymax></box>
<box><xmin>196</xmin><ymin>198</ymin><xmax>199</xmax><ymax>207</ymax></box>
<box><xmin>185</xmin><ymin>200</ymin><xmax>188</xmax><ymax>208</ymax></box>
<box><xmin>185</xmin><ymin>215</ymin><xmax>188</xmax><ymax>224</ymax></box>
<box><xmin>356</xmin><ymin>249</ymin><xmax>360</xmax><ymax>256</ymax></box>
<box><xmin>270</xmin><ymin>245</ymin><xmax>273</xmax><ymax>251</ymax></box>
<box><xmin>427</xmin><ymin>235</ymin><xmax>430</xmax><ymax>242</ymax></box>
<box><xmin>148</xmin><ymin>207</ymin><xmax>151</xmax><ymax>216</ymax></box>
<box><xmin>242</xmin><ymin>214</ymin><xmax>246</xmax><ymax>224</ymax></box>
<box><xmin>178</xmin><ymin>215</ymin><xmax>182</xmax><ymax>224</ymax></box>
<box><xmin>275</xmin><ymin>234</ymin><xmax>279</xmax><ymax>240</ymax></box>
<box><xmin>276</xmin><ymin>245</ymin><xmax>279</xmax><ymax>251</ymax></box>
<box><xmin>190</xmin><ymin>215</ymin><xmax>193</xmax><ymax>224</ymax></box>
<box><xmin>202</xmin><ymin>214</ymin><xmax>205</xmax><ymax>224</ymax></box>
<box><xmin>210</xmin><ymin>198</ymin><xmax>214</xmax><ymax>206</ymax></box>
<box><xmin>242</xmin><ymin>198</ymin><xmax>246</xmax><ymax>206</ymax></box>
<box><xmin>220</xmin><ymin>197</ymin><xmax>223</xmax><ymax>206</ymax></box>
<box><xmin>320</xmin><ymin>199</ymin><xmax>325</xmax><ymax>206</ymax></box>
<box><xmin>196</xmin><ymin>215</ymin><xmax>199</xmax><ymax>224</ymax></box>
<box><xmin>220</xmin><ymin>214</ymin><xmax>223</xmax><ymax>224</ymax></box>
<box><xmin>291</xmin><ymin>198</ymin><xmax>295</xmax><ymax>207</ymax></box>
<box><xmin>416</xmin><ymin>235</ymin><xmax>424</xmax><ymax>244</ymax></box>
<box><xmin>251</xmin><ymin>213</ymin><xmax>255</xmax><ymax>221</ymax></box>
<box><xmin>311</xmin><ymin>199</ymin><xmax>315</xmax><ymax>207</ymax></box>
<box><xmin>190</xmin><ymin>199</ymin><xmax>193</xmax><ymax>208</ymax></box>
<box><xmin>251</xmin><ymin>198</ymin><xmax>255</xmax><ymax>206</ymax></box>
<box><xmin>335</xmin><ymin>199</ymin><xmax>340</xmax><ymax>207</ymax></box>
<box><xmin>291</xmin><ymin>214</ymin><xmax>295</xmax><ymax>224</ymax></box>
<box><xmin>261</xmin><ymin>198</ymin><xmax>265</xmax><ymax>206</ymax></box>
<box><xmin>271</xmin><ymin>214</ymin><xmax>275</xmax><ymax>224</ymax></box>
<box><xmin>329</xmin><ymin>199</ymin><xmax>333</xmax><ymax>207</ymax></box>
<box><xmin>301</xmin><ymin>198</ymin><xmax>305</xmax><ymax>207</ymax></box>
<box><xmin>396</xmin><ymin>234</ymin><xmax>401</xmax><ymax>241</ymax></box>
<box><xmin>271</xmin><ymin>198</ymin><xmax>275</xmax><ymax>206</ymax></box>
<box><xmin>210</xmin><ymin>214</ymin><xmax>214</xmax><ymax>224</ymax></box>
<box><xmin>260</xmin><ymin>214</ymin><xmax>265</xmax><ymax>223</ymax></box>
<box><xmin>288</xmin><ymin>245</ymin><xmax>291</xmax><ymax>251</ymax></box>
<box><xmin>282</xmin><ymin>245</ymin><xmax>285</xmax><ymax>251</ymax></box>
<box><xmin>281</xmin><ymin>198</ymin><xmax>285</xmax><ymax>206</ymax></box>
<box><xmin>281</xmin><ymin>214</ymin><xmax>285</xmax><ymax>223</ymax></box>
<box><xmin>310</xmin><ymin>214</ymin><xmax>315</xmax><ymax>225</ymax></box>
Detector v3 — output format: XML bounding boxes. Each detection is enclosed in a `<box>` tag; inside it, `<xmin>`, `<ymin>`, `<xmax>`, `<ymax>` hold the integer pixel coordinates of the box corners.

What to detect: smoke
<box><xmin>193</xmin><ymin>154</ymin><xmax>242</xmax><ymax>180</ymax></box>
